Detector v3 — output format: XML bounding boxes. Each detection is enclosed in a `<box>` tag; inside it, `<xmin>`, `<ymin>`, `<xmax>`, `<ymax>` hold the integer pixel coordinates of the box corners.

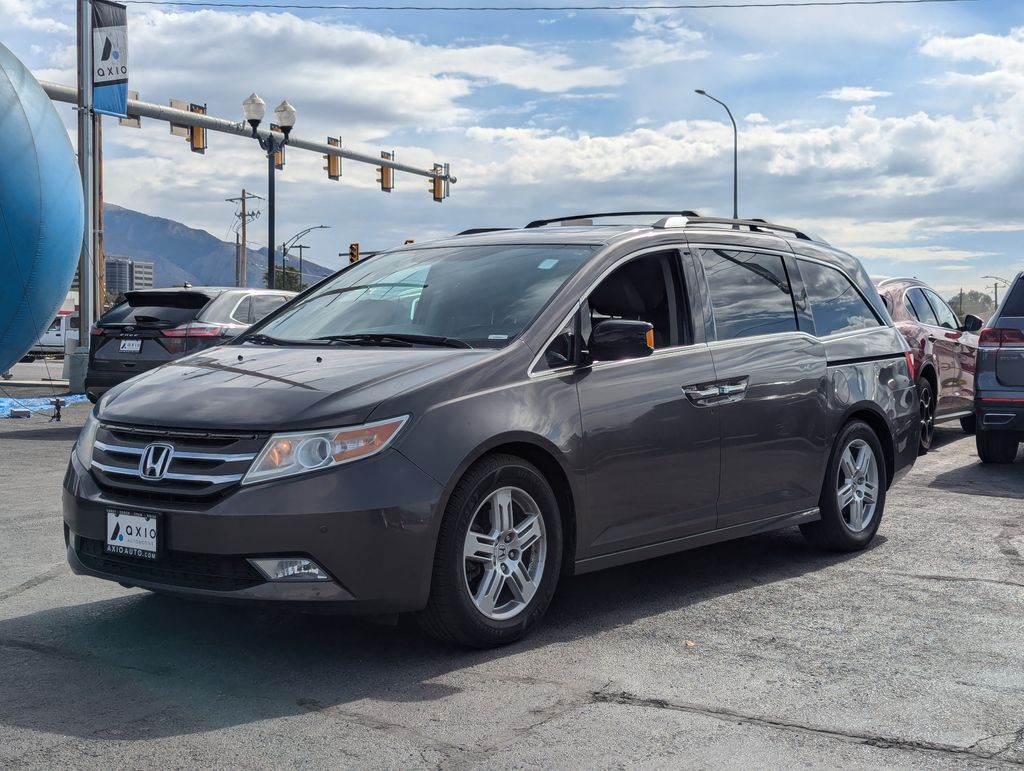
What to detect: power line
<box><xmin>122</xmin><ymin>0</ymin><xmax>982</xmax><ymax>10</ymax></box>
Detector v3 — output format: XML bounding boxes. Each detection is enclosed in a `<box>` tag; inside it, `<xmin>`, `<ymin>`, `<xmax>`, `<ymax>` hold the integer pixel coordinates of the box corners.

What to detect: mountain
<box><xmin>102</xmin><ymin>204</ymin><xmax>335</xmax><ymax>288</ymax></box>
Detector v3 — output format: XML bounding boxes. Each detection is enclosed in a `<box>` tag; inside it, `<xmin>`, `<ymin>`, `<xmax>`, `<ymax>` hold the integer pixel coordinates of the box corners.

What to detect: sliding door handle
<box><xmin>683</xmin><ymin>384</ymin><xmax>720</xmax><ymax>404</ymax></box>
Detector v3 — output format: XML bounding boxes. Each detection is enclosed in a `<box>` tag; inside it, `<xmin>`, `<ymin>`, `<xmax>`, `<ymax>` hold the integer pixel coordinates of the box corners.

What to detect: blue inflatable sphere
<box><xmin>0</xmin><ymin>42</ymin><xmax>84</xmax><ymax>374</ymax></box>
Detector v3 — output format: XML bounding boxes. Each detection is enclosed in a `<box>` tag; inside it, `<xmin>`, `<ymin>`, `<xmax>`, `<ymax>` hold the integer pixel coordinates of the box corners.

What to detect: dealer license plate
<box><xmin>119</xmin><ymin>339</ymin><xmax>142</xmax><ymax>354</ymax></box>
<box><xmin>105</xmin><ymin>509</ymin><xmax>159</xmax><ymax>560</ymax></box>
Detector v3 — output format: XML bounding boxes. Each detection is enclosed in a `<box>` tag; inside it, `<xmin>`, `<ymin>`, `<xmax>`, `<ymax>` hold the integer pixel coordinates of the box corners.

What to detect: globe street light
<box><xmin>696</xmin><ymin>89</ymin><xmax>738</xmax><ymax>220</ymax></box>
<box><xmin>242</xmin><ymin>93</ymin><xmax>297</xmax><ymax>289</ymax></box>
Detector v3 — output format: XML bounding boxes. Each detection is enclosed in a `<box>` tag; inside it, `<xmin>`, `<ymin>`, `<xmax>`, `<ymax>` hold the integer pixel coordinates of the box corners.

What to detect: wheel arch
<box><xmin>839</xmin><ymin>403</ymin><xmax>896</xmax><ymax>489</ymax></box>
<box><xmin>434</xmin><ymin>432</ymin><xmax>580</xmax><ymax>576</ymax></box>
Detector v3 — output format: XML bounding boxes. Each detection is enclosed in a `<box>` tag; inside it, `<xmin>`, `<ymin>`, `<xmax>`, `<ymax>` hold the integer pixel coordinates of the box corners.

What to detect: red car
<box><xmin>875</xmin><ymin>278</ymin><xmax>984</xmax><ymax>452</ymax></box>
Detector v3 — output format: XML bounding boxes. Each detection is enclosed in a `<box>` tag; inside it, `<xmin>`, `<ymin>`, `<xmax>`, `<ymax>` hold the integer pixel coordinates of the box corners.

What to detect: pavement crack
<box><xmin>0</xmin><ymin>564</ymin><xmax>65</xmax><ymax>601</ymax></box>
<box><xmin>591</xmin><ymin>691</ymin><xmax>1024</xmax><ymax>766</ymax></box>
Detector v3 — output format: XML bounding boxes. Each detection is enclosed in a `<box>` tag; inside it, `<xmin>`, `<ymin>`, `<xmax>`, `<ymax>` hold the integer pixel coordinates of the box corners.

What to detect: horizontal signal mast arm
<box><xmin>41</xmin><ymin>80</ymin><xmax>456</xmax><ymax>184</ymax></box>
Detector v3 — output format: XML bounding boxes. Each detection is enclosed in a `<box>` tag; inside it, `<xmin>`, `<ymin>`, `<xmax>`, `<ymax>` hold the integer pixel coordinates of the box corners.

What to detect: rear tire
<box><xmin>801</xmin><ymin>420</ymin><xmax>886</xmax><ymax>552</ymax></box>
<box><xmin>418</xmin><ymin>454</ymin><xmax>563</xmax><ymax>648</ymax></box>
<box><xmin>916</xmin><ymin>377</ymin><xmax>935</xmax><ymax>454</ymax></box>
<box><xmin>976</xmin><ymin>430</ymin><xmax>1019</xmax><ymax>464</ymax></box>
<box><xmin>960</xmin><ymin>414</ymin><xmax>976</xmax><ymax>434</ymax></box>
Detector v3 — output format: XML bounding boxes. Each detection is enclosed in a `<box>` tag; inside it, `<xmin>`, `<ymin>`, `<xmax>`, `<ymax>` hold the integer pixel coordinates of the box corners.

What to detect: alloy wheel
<box><xmin>919</xmin><ymin>385</ymin><xmax>935</xmax><ymax>448</ymax></box>
<box><xmin>836</xmin><ymin>439</ymin><xmax>880</xmax><ymax>533</ymax></box>
<box><xmin>463</xmin><ymin>486</ymin><xmax>547</xmax><ymax>621</ymax></box>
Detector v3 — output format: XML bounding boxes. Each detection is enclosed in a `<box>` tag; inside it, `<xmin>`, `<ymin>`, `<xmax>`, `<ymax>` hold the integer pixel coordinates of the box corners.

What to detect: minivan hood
<box><xmin>98</xmin><ymin>344</ymin><xmax>490</xmax><ymax>430</ymax></box>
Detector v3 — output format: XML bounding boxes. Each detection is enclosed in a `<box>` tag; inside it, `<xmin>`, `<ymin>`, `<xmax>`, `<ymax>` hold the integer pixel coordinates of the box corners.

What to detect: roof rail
<box><xmin>525</xmin><ymin>211</ymin><xmax>702</xmax><ymax>229</ymax></box>
<box><xmin>455</xmin><ymin>227</ymin><xmax>513</xmax><ymax>236</ymax></box>
<box><xmin>655</xmin><ymin>215</ymin><xmax>828</xmax><ymax>245</ymax></box>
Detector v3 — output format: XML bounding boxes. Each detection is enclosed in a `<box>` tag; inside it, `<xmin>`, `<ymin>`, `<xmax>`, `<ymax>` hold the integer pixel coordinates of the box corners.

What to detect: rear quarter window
<box><xmin>798</xmin><ymin>260</ymin><xmax>881</xmax><ymax>337</ymax></box>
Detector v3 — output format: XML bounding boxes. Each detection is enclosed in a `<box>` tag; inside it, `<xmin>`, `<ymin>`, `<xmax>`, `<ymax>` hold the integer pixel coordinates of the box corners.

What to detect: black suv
<box><xmin>975</xmin><ymin>270</ymin><xmax>1024</xmax><ymax>463</ymax></box>
<box><xmin>65</xmin><ymin>214</ymin><xmax>918</xmax><ymax>647</ymax></box>
<box><xmin>85</xmin><ymin>287</ymin><xmax>295</xmax><ymax>401</ymax></box>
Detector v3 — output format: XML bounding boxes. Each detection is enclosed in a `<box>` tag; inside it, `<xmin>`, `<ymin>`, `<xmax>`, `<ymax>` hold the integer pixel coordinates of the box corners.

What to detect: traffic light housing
<box><xmin>324</xmin><ymin>137</ymin><xmax>341</xmax><ymax>180</ymax></box>
<box><xmin>270</xmin><ymin>124</ymin><xmax>286</xmax><ymax>169</ymax></box>
<box><xmin>188</xmin><ymin>103</ymin><xmax>207</xmax><ymax>154</ymax></box>
<box><xmin>378</xmin><ymin>151</ymin><xmax>394</xmax><ymax>193</ymax></box>
<box><xmin>348</xmin><ymin>243</ymin><xmax>360</xmax><ymax>264</ymax></box>
<box><xmin>430</xmin><ymin>163</ymin><xmax>449</xmax><ymax>203</ymax></box>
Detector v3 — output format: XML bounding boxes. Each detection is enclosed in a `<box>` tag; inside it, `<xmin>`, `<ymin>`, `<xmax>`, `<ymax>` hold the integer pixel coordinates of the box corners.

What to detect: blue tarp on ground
<box><xmin>1</xmin><ymin>394</ymin><xmax>89</xmax><ymax>418</ymax></box>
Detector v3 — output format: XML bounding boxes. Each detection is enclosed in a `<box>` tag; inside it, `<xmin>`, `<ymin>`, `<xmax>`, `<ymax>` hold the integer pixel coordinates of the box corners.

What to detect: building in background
<box><xmin>105</xmin><ymin>256</ymin><xmax>155</xmax><ymax>293</ymax></box>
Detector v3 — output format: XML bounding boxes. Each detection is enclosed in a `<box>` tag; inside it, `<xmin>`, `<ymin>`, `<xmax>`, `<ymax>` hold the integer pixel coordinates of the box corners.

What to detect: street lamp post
<box><xmin>281</xmin><ymin>225</ymin><xmax>330</xmax><ymax>290</ymax></box>
<box><xmin>981</xmin><ymin>275</ymin><xmax>1011</xmax><ymax>308</ymax></box>
<box><xmin>242</xmin><ymin>93</ymin><xmax>297</xmax><ymax>289</ymax></box>
<box><xmin>695</xmin><ymin>89</ymin><xmax>738</xmax><ymax>220</ymax></box>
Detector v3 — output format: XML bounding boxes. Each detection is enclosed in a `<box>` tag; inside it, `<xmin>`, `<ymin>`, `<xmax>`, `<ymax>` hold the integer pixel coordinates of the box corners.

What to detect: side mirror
<box><xmin>589</xmin><ymin>319</ymin><xmax>654</xmax><ymax>362</ymax></box>
<box><xmin>961</xmin><ymin>314</ymin><xmax>984</xmax><ymax>333</ymax></box>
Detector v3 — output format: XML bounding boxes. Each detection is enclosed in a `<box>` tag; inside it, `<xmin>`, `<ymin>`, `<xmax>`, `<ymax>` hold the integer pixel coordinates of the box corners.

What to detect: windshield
<box><xmin>252</xmin><ymin>244</ymin><xmax>595</xmax><ymax>348</ymax></box>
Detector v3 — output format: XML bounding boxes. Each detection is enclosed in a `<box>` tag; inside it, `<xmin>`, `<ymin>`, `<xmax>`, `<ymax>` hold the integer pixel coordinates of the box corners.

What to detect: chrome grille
<box><xmin>91</xmin><ymin>423</ymin><xmax>269</xmax><ymax>501</ymax></box>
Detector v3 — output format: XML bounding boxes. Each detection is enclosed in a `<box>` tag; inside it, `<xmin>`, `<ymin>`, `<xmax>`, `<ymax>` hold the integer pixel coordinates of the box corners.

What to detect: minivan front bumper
<box><xmin>62</xmin><ymin>448</ymin><xmax>445</xmax><ymax>613</ymax></box>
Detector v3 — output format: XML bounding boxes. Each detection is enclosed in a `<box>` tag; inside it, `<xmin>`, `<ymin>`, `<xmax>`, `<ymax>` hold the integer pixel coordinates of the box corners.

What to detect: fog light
<box><xmin>248</xmin><ymin>557</ymin><xmax>332</xmax><ymax>582</ymax></box>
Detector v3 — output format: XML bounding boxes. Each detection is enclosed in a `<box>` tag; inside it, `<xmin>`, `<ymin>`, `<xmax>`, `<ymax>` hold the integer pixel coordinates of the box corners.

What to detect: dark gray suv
<box><xmin>64</xmin><ymin>214</ymin><xmax>918</xmax><ymax>647</ymax></box>
<box><xmin>975</xmin><ymin>270</ymin><xmax>1024</xmax><ymax>463</ymax></box>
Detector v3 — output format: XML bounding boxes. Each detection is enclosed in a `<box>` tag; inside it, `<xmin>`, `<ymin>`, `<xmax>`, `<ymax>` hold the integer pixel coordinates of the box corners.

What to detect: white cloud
<box><xmin>854</xmin><ymin>246</ymin><xmax>996</xmax><ymax>264</ymax></box>
<box><xmin>937</xmin><ymin>265</ymin><xmax>973</xmax><ymax>271</ymax></box>
<box><xmin>0</xmin><ymin>0</ymin><xmax>71</xmax><ymax>34</ymax></box>
<box><xmin>744</xmin><ymin>113</ymin><xmax>769</xmax><ymax>124</ymax></box>
<box><xmin>615</xmin><ymin>11</ymin><xmax>708</xmax><ymax>67</ymax></box>
<box><xmin>821</xmin><ymin>87</ymin><xmax>893</xmax><ymax>102</ymax></box>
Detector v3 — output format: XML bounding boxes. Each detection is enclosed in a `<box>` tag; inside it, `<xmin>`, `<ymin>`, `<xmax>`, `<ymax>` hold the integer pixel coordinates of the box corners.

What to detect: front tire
<box><xmin>976</xmin><ymin>430</ymin><xmax>1019</xmax><ymax>464</ymax></box>
<box><xmin>801</xmin><ymin>420</ymin><xmax>886</xmax><ymax>552</ymax></box>
<box><xmin>418</xmin><ymin>454</ymin><xmax>563</xmax><ymax>648</ymax></box>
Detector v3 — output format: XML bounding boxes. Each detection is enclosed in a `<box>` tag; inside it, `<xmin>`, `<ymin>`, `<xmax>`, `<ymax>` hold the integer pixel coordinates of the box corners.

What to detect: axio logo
<box><xmin>93</xmin><ymin>26</ymin><xmax>128</xmax><ymax>82</ymax></box>
<box><xmin>139</xmin><ymin>443</ymin><xmax>174</xmax><ymax>481</ymax></box>
<box><xmin>109</xmin><ymin>520</ymin><xmax>122</xmax><ymax>542</ymax></box>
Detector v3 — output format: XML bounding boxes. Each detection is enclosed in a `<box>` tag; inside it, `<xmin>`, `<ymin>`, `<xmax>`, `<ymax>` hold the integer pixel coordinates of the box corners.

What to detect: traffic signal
<box><xmin>378</xmin><ymin>151</ymin><xmax>394</xmax><ymax>193</ymax></box>
<box><xmin>187</xmin><ymin>103</ymin><xmax>207</xmax><ymax>154</ymax></box>
<box><xmin>324</xmin><ymin>137</ymin><xmax>341</xmax><ymax>180</ymax></box>
<box><xmin>270</xmin><ymin>124</ymin><xmax>286</xmax><ymax>169</ymax></box>
<box><xmin>348</xmin><ymin>243</ymin><xmax>360</xmax><ymax>264</ymax></box>
<box><xmin>430</xmin><ymin>163</ymin><xmax>448</xmax><ymax>203</ymax></box>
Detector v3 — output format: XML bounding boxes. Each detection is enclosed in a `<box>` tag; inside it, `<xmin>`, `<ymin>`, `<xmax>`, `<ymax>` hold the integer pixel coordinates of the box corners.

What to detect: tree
<box><xmin>946</xmin><ymin>290</ymin><xmax>994</xmax><ymax>319</ymax></box>
<box><xmin>262</xmin><ymin>265</ymin><xmax>304</xmax><ymax>292</ymax></box>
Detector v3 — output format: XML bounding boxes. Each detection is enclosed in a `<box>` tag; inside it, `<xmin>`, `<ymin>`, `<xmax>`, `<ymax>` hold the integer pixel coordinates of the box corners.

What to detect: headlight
<box><xmin>242</xmin><ymin>415</ymin><xmax>409</xmax><ymax>485</ymax></box>
<box><xmin>74</xmin><ymin>411</ymin><xmax>100</xmax><ymax>470</ymax></box>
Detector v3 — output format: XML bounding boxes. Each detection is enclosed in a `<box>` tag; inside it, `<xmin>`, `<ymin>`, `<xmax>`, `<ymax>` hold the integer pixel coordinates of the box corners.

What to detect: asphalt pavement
<box><xmin>1</xmin><ymin>404</ymin><xmax>1022</xmax><ymax>769</ymax></box>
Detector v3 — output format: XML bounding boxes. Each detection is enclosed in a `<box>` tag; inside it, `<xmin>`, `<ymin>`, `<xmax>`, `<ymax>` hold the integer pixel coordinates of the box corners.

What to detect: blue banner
<box><xmin>91</xmin><ymin>0</ymin><xmax>128</xmax><ymax>118</ymax></box>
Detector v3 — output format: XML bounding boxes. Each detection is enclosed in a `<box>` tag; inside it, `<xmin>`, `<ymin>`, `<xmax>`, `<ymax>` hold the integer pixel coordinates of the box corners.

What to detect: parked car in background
<box><xmin>30</xmin><ymin>313</ymin><xmax>80</xmax><ymax>356</ymax></box>
<box><xmin>875</xmin><ymin>278</ymin><xmax>983</xmax><ymax>452</ymax></box>
<box><xmin>974</xmin><ymin>271</ymin><xmax>1024</xmax><ymax>463</ymax></box>
<box><xmin>66</xmin><ymin>213</ymin><xmax>918</xmax><ymax>648</ymax></box>
<box><xmin>85</xmin><ymin>287</ymin><xmax>295</xmax><ymax>402</ymax></box>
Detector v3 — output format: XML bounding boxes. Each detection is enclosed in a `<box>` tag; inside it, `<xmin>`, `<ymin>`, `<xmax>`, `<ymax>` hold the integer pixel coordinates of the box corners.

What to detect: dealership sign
<box><xmin>92</xmin><ymin>0</ymin><xmax>128</xmax><ymax>117</ymax></box>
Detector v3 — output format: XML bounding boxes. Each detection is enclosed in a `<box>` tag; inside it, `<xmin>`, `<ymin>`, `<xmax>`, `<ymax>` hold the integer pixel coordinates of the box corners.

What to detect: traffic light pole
<box><xmin>267</xmin><ymin>142</ymin><xmax>276</xmax><ymax>289</ymax></box>
<box><xmin>41</xmin><ymin>81</ymin><xmax>457</xmax><ymax>188</ymax></box>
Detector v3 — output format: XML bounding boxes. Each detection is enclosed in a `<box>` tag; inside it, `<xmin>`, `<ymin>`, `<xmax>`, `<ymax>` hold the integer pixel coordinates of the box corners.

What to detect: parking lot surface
<box><xmin>1</xmin><ymin>403</ymin><xmax>1022</xmax><ymax>769</ymax></box>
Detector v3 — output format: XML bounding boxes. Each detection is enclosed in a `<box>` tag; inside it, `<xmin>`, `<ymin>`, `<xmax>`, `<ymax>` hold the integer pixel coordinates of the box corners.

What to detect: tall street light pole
<box><xmin>242</xmin><ymin>93</ymin><xmax>297</xmax><ymax>289</ymax></box>
<box><xmin>982</xmin><ymin>275</ymin><xmax>1011</xmax><ymax>308</ymax></box>
<box><xmin>696</xmin><ymin>89</ymin><xmax>738</xmax><ymax>220</ymax></box>
<box><xmin>282</xmin><ymin>224</ymin><xmax>330</xmax><ymax>289</ymax></box>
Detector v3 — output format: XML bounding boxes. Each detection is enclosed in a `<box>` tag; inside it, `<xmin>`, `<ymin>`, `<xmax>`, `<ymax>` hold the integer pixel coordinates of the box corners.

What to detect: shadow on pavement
<box><xmin>0</xmin><ymin>528</ymin><xmax>875</xmax><ymax>741</ymax></box>
<box><xmin>0</xmin><ymin>426</ymin><xmax>82</xmax><ymax>442</ymax></box>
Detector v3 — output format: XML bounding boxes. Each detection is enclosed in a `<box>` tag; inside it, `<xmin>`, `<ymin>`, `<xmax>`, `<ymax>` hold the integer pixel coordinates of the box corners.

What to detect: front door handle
<box><xmin>717</xmin><ymin>381</ymin><xmax>748</xmax><ymax>397</ymax></box>
<box><xmin>683</xmin><ymin>384</ymin><xmax>720</xmax><ymax>405</ymax></box>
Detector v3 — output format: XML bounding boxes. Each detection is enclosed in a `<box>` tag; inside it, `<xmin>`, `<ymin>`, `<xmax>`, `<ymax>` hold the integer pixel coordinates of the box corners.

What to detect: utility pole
<box><xmin>295</xmin><ymin>244</ymin><xmax>308</xmax><ymax>289</ymax></box>
<box><xmin>226</xmin><ymin>189</ymin><xmax>262</xmax><ymax>287</ymax></box>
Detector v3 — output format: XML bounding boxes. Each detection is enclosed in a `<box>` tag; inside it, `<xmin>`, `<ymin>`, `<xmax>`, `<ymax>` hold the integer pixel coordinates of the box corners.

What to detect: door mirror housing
<box><xmin>961</xmin><ymin>314</ymin><xmax>984</xmax><ymax>333</ymax></box>
<box><xmin>589</xmin><ymin>319</ymin><xmax>654</xmax><ymax>362</ymax></box>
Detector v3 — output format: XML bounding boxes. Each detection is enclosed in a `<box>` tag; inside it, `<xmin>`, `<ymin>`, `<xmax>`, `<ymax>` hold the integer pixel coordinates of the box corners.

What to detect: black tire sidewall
<box><xmin>433</xmin><ymin>455</ymin><xmax>562</xmax><ymax>646</ymax></box>
<box><xmin>818</xmin><ymin>421</ymin><xmax>887</xmax><ymax>549</ymax></box>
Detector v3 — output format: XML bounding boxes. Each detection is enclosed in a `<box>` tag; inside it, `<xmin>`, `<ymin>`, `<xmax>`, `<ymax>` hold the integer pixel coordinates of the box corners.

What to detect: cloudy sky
<box><xmin>4</xmin><ymin>0</ymin><xmax>1023</xmax><ymax>300</ymax></box>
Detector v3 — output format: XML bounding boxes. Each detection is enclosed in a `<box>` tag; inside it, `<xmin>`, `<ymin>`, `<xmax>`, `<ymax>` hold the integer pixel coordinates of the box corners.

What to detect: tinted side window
<box><xmin>699</xmin><ymin>249</ymin><xmax>796</xmax><ymax>341</ymax></box>
<box><xmin>798</xmin><ymin>260</ymin><xmax>880</xmax><ymax>336</ymax></box>
<box><xmin>232</xmin><ymin>296</ymin><xmax>252</xmax><ymax>324</ymax></box>
<box><xmin>907</xmin><ymin>288</ymin><xmax>939</xmax><ymax>326</ymax></box>
<box><xmin>903</xmin><ymin>293</ymin><xmax>921</xmax><ymax>320</ymax></box>
<box><xmin>252</xmin><ymin>295</ymin><xmax>287</xmax><ymax>323</ymax></box>
<box><xmin>923</xmin><ymin>289</ymin><xmax>958</xmax><ymax>330</ymax></box>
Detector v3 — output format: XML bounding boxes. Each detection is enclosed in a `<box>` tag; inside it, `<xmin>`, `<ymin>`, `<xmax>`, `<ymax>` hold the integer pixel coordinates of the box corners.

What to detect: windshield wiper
<box><xmin>314</xmin><ymin>333</ymin><xmax>472</xmax><ymax>349</ymax></box>
<box><xmin>243</xmin><ymin>333</ymin><xmax>323</xmax><ymax>346</ymax></box>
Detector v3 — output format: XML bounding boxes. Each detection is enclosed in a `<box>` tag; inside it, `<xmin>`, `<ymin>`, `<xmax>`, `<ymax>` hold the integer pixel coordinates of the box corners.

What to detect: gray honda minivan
<box><xmin>65</xmin><ymin>213</ymin><xmax>919</xmax><ymax>647</ymax></box>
